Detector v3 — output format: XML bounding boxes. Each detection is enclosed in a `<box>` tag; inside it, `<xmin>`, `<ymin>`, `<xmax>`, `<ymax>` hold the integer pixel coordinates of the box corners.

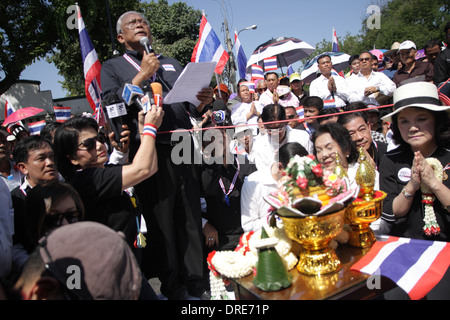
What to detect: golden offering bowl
<box><xmin>345</xmin><ymin>190</ymin><xmax>387</xmax><ymax>248</ymax></box>
<box><xmin>280</xmin><ymin>208</ymin><xmax>345</xmax><ymax>276</ymax></box>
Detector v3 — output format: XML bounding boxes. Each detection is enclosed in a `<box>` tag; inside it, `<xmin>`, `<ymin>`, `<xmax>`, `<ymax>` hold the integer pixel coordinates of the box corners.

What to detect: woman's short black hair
<box><xmin>311</xmin><ymin>122</ymin><xmax>359</xmax><ymax>164</ymax></box>
<box><xmin>53</xmin><ymin>116</ymin><xmax>99</xmax><ymax>179</ymax></box>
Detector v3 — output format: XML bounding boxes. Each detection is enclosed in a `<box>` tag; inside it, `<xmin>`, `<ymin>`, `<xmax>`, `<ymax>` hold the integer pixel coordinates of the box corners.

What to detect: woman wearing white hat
<box><xmin>379</xmin><ymin>81</ymin><xmax>450</xmax><ymax>239</ymax></box>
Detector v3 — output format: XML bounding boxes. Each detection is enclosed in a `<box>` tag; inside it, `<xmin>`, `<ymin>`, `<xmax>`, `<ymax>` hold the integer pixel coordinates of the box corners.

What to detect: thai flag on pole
<box><xmin>234</xmin><ymin>30</ymin><xmax>248</xmax><ymax>80</ymax></box>
<box><xmin>251</xmin><ymin>64</ymin><xmax>264</xmax><ymax>82</ymax></box>
<box><xmin>351</xmin><ymin>236</ymin><xmax>450</xmax><ymax>300</ymax></box>
<box><xmin>264</xmin><ymin>56</ymin><xmax>277</xmax><ymax>71</ymax></box>
<box><xmin>53</xmin><ymin>106</ymin><xmax>71</xmax><ymax>123</ymax></box>
<box><xmin>287</xmin><ymin>65</ymin><xmax>295</xmax><ymax>76</ymax></box>
<box><xmin>27</xmin><ymin>120</ymin><xmax>46</xmax><ymax>136</ymax></box>
<box><xmin>332</xmin><ymin>27</ymin><xmax>339</xmax><ymax>52</ymax></box>
<box><xmin>3</xmin><ymin>97</ymin><xmax>24</xmax><ymax>129</ymax></box>
<box><xmin>191</xmin><ymin>14</ymin><xmax>229</xmax><ymax>74</ymax></box>
<box><xmin>4</xmin><ymin>97</ymin><xmax>16</xmax><ymax>119</ymax></box>
<box><xmin>77</xmin><ymin>5</ymin><xmax>103</xmax><ymax>124</ymax></box>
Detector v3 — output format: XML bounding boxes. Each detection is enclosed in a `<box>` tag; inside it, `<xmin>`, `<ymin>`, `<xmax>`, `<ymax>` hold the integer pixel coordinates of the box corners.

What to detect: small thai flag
<box><xmin>264</xmin><ymin>56</ymin><xmax>277</xmax><ymax>71</ymax></box>
<box><xmin>53</xmin><ymin>106</ymin><xmax>71</xmax><ymax>123</ymax></box>
<box><xmin>323</xmin><ymin>99</ymin><xmax>336</xmax><ymax>109</ymax></box>
<box><xmin>28</xmin><ymin>120</ymin><xmax>46</xmax><ymax>136</ymax></box>
<box><xmin>162</xmin><ymin>64</ymin><xmax>176</xmax><ymax>72</ymax></box>
<box><xmin>251</xmin><ymin>64</ymin><xmax>264</xmax><ymax>81</ymax></box>
<box><xmin>287</xmin><ymin>65</ymin><xmax>295</xmax><ymax>76</ymax></box>
<box><xmin>239</xmin><ymin>81</ymin><xmax>255</xmax><ymax>93</ymax></box>
<box><xmin>295</xmin><ymin>106</ymin><xmax>304</xmax><ymax>119</ymax></box>
<box><xmin>4</xmin><ymin>97</ymin><xmax>16</xmax><ymax>119</ymax></box>
<box><xmin>332</xmin><ymin>27</ymin><xmax>339</xmax><ymax>52</ymax></box>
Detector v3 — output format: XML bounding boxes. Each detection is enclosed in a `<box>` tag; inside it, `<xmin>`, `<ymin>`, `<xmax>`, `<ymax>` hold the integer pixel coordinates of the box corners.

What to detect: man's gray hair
<box><xmin>116</xmin><ymin>11</ymin><xmax>148</xmax><ymax>34</ymax></box>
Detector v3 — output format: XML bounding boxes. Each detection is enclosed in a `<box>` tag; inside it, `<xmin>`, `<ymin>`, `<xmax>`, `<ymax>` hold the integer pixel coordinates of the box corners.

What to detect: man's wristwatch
<box><xmin>401</xmin><ymin>186</ymin><xmax>414</xmax><ymax>199</ymax></box>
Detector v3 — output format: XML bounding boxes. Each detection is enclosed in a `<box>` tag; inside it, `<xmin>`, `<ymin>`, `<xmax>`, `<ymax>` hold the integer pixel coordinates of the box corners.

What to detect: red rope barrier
<box><xmin>156</xmin><ymin>78</ymin><xmax>450</xmax><ymax>135</ymax></box>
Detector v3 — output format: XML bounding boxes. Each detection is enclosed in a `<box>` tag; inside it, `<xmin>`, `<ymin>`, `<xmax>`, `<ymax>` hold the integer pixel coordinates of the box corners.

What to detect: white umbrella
<box><xmin>246</xmin><ymin>37</ymin><xmax>315</xmax><ymax>71</ymax></box>
<box><xmin>300</xmin><ymin>51</ymin><xmax>351</xmax><ymax>84</ymax></box>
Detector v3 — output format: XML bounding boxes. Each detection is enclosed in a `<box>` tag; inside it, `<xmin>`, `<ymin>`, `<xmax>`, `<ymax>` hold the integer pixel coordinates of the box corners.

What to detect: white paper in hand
<box><xmin>164</xmin><ymin>61</ymin><xmax>217</xmax><ymax>106</ymax></box>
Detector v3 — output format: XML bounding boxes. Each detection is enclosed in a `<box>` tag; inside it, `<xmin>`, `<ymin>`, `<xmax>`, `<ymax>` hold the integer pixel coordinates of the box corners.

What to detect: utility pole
<box><xmin>223</xmin><ymin>16</ymin><xmax>237</xmax><ymax>93</ymax></box>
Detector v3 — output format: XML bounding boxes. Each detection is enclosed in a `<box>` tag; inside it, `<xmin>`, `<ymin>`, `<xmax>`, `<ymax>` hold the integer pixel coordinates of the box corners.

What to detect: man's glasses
<box><xmin>286</xmin><ymin>115</ymin><xmax>296</xmax><ymax>119</ymax></box>
<box><xmin>123</xmin><ymin>18</ymin><xmax>148</xmax><ymax>30</ymax></box>
<box><xmin>256</xmin><ymin>88</ymin><xmax>267</xmax><ymax>93</ymax></box>
<box><xmin>78</xmin><ymin>134</ymin><xmax>106</xmax><ymax>152</ymax></box>
<box><xmin>360</xmin><ymin>57</ymin><xmax>371</xmax><ymax>61</ymax></box>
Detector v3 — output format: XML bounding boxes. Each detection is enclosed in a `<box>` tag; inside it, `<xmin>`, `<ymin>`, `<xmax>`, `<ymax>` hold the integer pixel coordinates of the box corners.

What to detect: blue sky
<box><xmin>20</xmin><ymin>0</ymin><xmax>376</xmax><ymax>99</ymax></box>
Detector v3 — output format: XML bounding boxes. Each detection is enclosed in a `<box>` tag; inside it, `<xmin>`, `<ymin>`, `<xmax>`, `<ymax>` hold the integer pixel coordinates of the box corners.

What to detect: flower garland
<box><xmin>207</xmin><ymin>227</ymin><xmax>298</xmax><ymax>300</ymax></box>
<box><xmin>421</xmin><ymin>158</ymin><xmax>444</xmax><ymax>236</ymax></box>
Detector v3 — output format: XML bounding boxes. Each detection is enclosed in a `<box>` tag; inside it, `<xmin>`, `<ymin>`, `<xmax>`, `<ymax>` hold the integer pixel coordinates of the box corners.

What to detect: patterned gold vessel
<box><xmin>280</xmin><ymin>209</ymin><xmax>345</xmax><ymax>276</ymax></box>
<box><xmin>345</xmin><ymin>190</ymin><xmax>387</xmax><ymax>248</ymax></box>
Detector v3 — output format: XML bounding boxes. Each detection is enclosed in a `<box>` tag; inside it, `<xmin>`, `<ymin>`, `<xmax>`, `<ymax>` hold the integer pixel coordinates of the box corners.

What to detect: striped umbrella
<box><xmin>246</xmin><ymin>37</ymin><xmax>315</xmax><ymax>71</ymax></box>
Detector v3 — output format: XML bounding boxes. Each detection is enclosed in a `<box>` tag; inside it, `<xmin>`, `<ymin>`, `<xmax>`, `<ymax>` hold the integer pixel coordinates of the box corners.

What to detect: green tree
<box><xmin>0</xmin><ymin>0</ymin><xmax>59</xmax><ymax>95</ymax></box>
<box><xmin>48</xmin><ymin>0</ymin><xmax>140</xmax><ymax>96</ymax></box>
<box><xmin>141</xmin><ymin>0</ymin><xmax>202</xmax><ymax>67</ymax></box>
<box><xmin>360</xmin><ymin>0</ymin><xmax>450</xmax><ymax>50</ymax></box>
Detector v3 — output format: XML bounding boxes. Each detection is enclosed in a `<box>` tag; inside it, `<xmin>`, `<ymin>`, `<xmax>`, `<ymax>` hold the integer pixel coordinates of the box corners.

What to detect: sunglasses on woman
<box><xmin>78</xmin><ymin>134</ymin><xmax>106</xmax><ymax>151</ymax></box>
<box><xmin>43</xmin><ymin>210</ymin><xmax>80</xmax><ymax>229</ymax></box>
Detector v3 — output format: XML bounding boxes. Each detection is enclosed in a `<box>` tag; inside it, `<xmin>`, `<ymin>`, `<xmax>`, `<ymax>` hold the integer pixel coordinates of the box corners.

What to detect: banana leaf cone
<box><xmin>252</xmin><ymin>228</ymin><xmax>292</xmax><ymax>291</ymax></box>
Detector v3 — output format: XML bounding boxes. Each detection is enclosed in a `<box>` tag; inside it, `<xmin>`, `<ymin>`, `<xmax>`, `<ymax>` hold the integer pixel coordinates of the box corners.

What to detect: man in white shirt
<box><xmin>249</xmin><ymin>104</ymin><xmax>313</xmax><ymax>171</ymax></box>
<box><xmin>259</xmin><ymin>72</ymin><xmax>280</xmax><ymax>107</ymax></box>
<box><xmin>231</xmin><ymin>83</ymin><xmax>264</xmax><ymax>136</ymax></box>
<box><xmin>309</xmin><ymin>54</ymin><xmax>348</xmax><ymax>108</ymax></box>
<box><xmin>345</xmin><ymin>51</ymin><xmax>396</xmax><ymax>106</ymax></box>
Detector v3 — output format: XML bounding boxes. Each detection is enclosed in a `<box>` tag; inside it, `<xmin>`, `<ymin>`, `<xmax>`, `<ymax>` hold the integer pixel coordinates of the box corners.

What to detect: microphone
<box><xmin>139</xmin><ymin>36</ymin><xmax>154</xmax><ymax>54</ymax></box>
<box><xmin>122</xmin><ymin>83</ymin><xmax>144</xmax><ymax>110</ymax></box>
<box><xmin>140</xmin><ymin>80</ymin><xmax>153</xmax><ymax>113</ymax></box>
<box><xmin>150</xmin><ymin>82</ymin><xmax>163</xmax><ymax>107</ymax></box>
<box><xmin>102</xmin><ymin>93</ymin><xmax>127</xmax><ymax>147</ymax></box>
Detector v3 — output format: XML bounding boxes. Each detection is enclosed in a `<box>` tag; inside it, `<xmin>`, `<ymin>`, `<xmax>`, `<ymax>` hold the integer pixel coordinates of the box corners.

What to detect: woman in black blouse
<box><xmin>379</xmin><ymin>81</ymin><xmax>450</xmax><ymax>240</ymax></box>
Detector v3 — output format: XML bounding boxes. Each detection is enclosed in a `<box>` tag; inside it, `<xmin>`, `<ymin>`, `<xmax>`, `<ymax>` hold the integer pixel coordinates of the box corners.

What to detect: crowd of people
<box><xmin>1</xmin><ymin>12</ymin><xmax>450</xmax><ymax>300</ymax></box>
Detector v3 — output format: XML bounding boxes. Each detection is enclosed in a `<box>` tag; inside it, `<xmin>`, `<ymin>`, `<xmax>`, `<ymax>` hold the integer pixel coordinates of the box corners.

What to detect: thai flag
<box><xmin>4</xmin><ymin>97</ymin><xmax>16</xmax><ymax>119</ymax></box>
<box><xmin>234</xmin><ymin>30</ymin><xmax>248</xmax><ymax>80</ymax></box>
<box><xmin>295</xmin><ymin>106</ymin><xmax>304</xmax><ymax>119</ymax></box>
<box><xmin>251</xmin><ymin>64</ymin><xmax>264</xmax><ymax>82</ymax></box>
<box><xmin>351</xmin><ymin>236</ymin><xmax>450</xmax><ymax>300</ymax></box>
<box><xmin>332</xmin><ymin>27</ymin><xmax>339</xmax><ymax>52</ymax></box>
<box><xmin>323</xmin><ymin>99</ymin><xmax>336</xmax><ymax>109</ymax></box>
<box><xmin>191</xmin><ymin>14</ymin><xmax>229</xmax><ymax>74</ymax></box>
<box><xmin>287</xmin><ymin>65</ymin><xmax>295</xmax><ymax>76</ymax></box>
<box><xmin>239</xmin><ymin>81</ymin><xmax>255</xmax><ymax>93</ymax></box>
<box><xmin>77</xmin><ymin>5</ymin><xmax>103</xmax><ymax>124</ymax></box>
<box><xmin>53</xmin><ymin>106</ymin><xmax>71</xmax><ymax>123</ymax></box>
<box><xmin>264</xmin><ymin>56</ymin><xmax>277</xmax><ymax>71</ymax></box>
<box><xmin>28</xmin><ymin>120</ymin><xmax>46</xmax><ymax>136</ymax></box>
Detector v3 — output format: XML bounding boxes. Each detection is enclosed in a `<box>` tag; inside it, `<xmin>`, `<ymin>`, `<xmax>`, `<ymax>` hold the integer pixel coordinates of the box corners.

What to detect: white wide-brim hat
<box><xmin>381</xmin><ymin>82</ymin><xmax>450</xmax><ymax>123</ymax></box>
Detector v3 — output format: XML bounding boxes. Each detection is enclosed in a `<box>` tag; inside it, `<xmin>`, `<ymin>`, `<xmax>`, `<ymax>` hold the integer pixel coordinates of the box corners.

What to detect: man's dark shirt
<box><xmin>101</xmin><ymin>50</ymin><xmax>203</xmax><ymax>154</ymax></box>
<box><xmin>434</xmin><ymin>48</ymin><xmax>450</xmax><ymax>85</ymax></box>
<box><xmin>393</xmin><ymin>59</ymin><xmax>434</xmax><ymax>87</ymax></box>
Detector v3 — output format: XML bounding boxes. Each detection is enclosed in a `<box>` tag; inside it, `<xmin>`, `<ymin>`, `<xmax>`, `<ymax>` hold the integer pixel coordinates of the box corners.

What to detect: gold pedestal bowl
<box><xmin>281</xmin><ymin>208</ymin><xmax>346</xmax><ymax>276</ymax></box>
<box><xmin>345</xmin><ymin>190</ymin><xmax>387</xmax><ymax>248</ymax></box>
